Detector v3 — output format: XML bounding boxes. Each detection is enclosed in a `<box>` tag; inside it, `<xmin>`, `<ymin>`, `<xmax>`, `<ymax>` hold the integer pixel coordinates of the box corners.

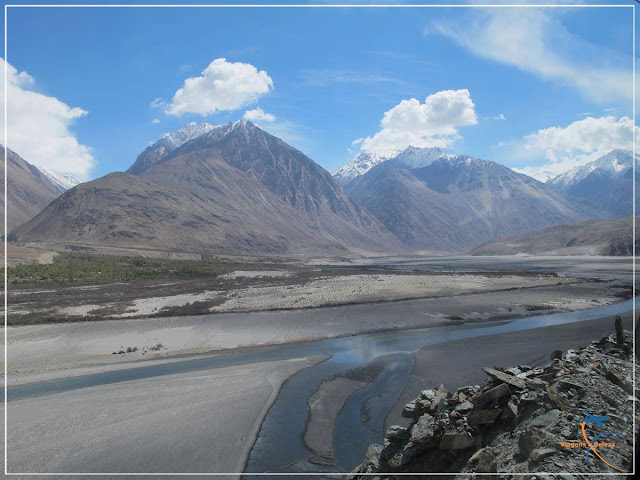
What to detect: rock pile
<box><xmin>349</xmin><ymin>329</ymin><xmax>637</xmax><ymax>478</ymax></box>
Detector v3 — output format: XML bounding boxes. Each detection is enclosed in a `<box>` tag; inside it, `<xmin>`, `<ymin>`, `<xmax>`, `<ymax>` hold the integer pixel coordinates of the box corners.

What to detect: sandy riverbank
<box><xmin>3</xmin><ymin>354</ymin><xmax>327</xmax><ymax>476</ymax></box>
<box><xmin>3</xmin><ymin>277</ymin><xmax>627</xmax><ymax>386</ymax></box>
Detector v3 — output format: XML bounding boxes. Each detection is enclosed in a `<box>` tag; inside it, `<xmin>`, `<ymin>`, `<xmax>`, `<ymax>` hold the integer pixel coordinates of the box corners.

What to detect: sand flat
<box><xmin>209</xmin><ymin>273</ymin><xmax>567</xmax><ymax>312</ymax></box>
<box><xmin>5</xmin><ymin>355</ymin><xmax>325</xmax><ymax>475</ymax></box>
<box><xmin>304</xmin><ymin>377</ymin><xmax>367</xmax><ymax>461</ymax></box>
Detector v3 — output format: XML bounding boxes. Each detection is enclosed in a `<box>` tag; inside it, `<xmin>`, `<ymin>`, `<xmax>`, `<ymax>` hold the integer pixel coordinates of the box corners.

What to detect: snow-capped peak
<box><xmin>332</xmin><ymin>145</ymin><xmax>455</xmax><ymax>184</ymax></box>
<box><xmin>548</xmin><ymin>149</ymin><xmax>637</xmax><ymax>189</ymax></box>
<box><xmin>36</xmin><ymin>167</ymin><xmax>81</xmax><ymax>194</ymax></box>
<box><xmin>393</xmin><ymin>146</ymin><xmax>447</xmax><ymax>169</ymax></box>
<box><xmin>162</xmin><ymin>122</ymin><xmax>217</xmax><ymax>149</ymax></box>
<box><xmin>332</xmin><ymin>149</ymin><xmax>401</xmax><ymax>184</ymax></box>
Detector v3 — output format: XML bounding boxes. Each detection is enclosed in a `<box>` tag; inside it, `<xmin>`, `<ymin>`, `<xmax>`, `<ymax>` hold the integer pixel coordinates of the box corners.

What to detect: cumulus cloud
<box><xmin>243</xmin><ymin>107</ymin><xmax>276</xmax><ymax>123</ymax></box>
<box><xmin>0</xmin><ymin>58</ymin><xmax>94</xmax><ymax>179</ymax></box>
<box><xmin>166</xmin><ymin>58</ymin><xmax>273</xmax><ymax>116</ymax></box>
<box><xmin>433</xmin><ymin>8</ymin><xmax>632</xmax><ymax>104</ymax></box>
<box><xmin>359</xmin><ymin>89</ymin><xmax>478</xmax><ymax>152</ymax></box>
<box><xmin>151</xmin><ymin>118</ymin><xmax>160</xmax><ymax>124</ymax></box>
<box><xmin>512</xmin><ymin>116</ymin><xmax>638</xmax><ymax>181</ymax></box>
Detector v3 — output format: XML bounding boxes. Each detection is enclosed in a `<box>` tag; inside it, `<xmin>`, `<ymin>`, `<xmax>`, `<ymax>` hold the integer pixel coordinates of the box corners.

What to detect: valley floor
<box><xmin>4</xmin><ymin>255</ymin><xmax>633</xmax><ymax>325</ymax></box>
<box><xmin>0</xmin><ymin>255</ymin><xmax>635</xmax><ymax>476</ymax></box>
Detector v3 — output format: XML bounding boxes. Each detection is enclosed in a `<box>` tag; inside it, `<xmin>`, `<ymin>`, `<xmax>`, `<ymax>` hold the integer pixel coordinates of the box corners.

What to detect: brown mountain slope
<box><xmin>471</xmin><ymin>217</ymin><xmax>637</xmax><ymax>256</ymax></box>
<box><xmin>1</xmin><ymin>147</ymin><xmax>63</xmax><ymax>232</ymax></box>
<box><xmin>345</xmin><ymin>155</ymin><xmax>601</xmax><ymax>252</ymax></box>
<box><xmin>13</xmin><ymin>122</ymin><xmax>400</xmax><ymax>254</ymax></box>
<box><xmin>151</xmin><ymin>120</ymin><xmax>397</xmax><ymax>249</ymax></box>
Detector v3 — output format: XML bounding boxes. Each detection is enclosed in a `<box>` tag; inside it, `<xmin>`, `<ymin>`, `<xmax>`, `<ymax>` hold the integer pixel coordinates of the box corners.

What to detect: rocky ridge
<box><xmin>349</xmin><ymin>328</ymin><xmax>636</xmax><ymax>478</ymax></box>
<box><xmin>2</xmin><ymin>146</ymin><xmax>67</xmax><ymax>232</ymax></box>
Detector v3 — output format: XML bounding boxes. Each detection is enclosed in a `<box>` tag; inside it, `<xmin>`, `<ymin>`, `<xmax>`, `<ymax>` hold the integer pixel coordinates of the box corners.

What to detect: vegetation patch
<box><xmin>8</xmin><ymin>253</ymin><xmax>260</xmax><ymax>285</ymax></box>
<box><xmin>149</xmin><ymin>298</ymin><xmax>226</xmax><ymax>317</ymax></box>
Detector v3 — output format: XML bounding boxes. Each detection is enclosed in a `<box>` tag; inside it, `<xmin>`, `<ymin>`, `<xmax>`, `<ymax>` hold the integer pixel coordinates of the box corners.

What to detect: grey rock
<box><xmin>410</xmin><ymin>414</ymin><xmax>436</xmax><ymax>446</ymax></box>
<box><xmin>454</xmin><ymin>401</ymin><xmax>474</xmax><ymax>412</ymax></box>
<box><xmin>472</xmin><ymin>383</ymin><xmax>511</xmax><ymax>407</ymax></box>
<box><xmin>363</xmin><ymin>444</ymin><xmax>382</xmax><ymax>470</ymax></box>
<box><xmin>420</xmin><ymin>389</ymin><xmax>436</xmax><ymax>401</ymax></box>
<box><xmin>503</xmin><ymin>400</ymin><xmax>518</xmax><ymax>420</ymax></box>
<box><xmin>467</xmin><ymin>408</ymin><xmax>502</xmax><ymax>426</ymax></box>
<box><xmin>439</xmin><ymin>432</ymin><xmax>475</xmax><ymax>450</ymax></box>
<box><xmin>386</xmin><ymin>450</ymin><xmax>411</xmax><ymax>468</ymax></box>
<box><xmin>530</xmin><ymin>447</ymin><xmax>556</xmax><ymax>462</ymax></box>
<box><xmin>402</xmin><ymin>400</ymin><xmax>417</xmax><ymax>418</ymax></box>
<box><xmin>529</xmin><ymin>409</ymin><xmax>561</xmax><ymax>428</ymax></box>
<box><xmin>385</xmin><ymin>425</ymin><xmax>407</xmax><ymax>440</ymax></box>
<box><xmin>475</xmin><ymin>450</ymin><xmax>498</xmax><ymax>473</ymax></box>
<box><xmin>550</xmin><ymin>350</ymin><xmax>563</xmax><ymax>361</ymax></box>
<box><xmin>519</xmin><ymin>427</ymin><xmax>551</xmax><ymax>457</ymax></box>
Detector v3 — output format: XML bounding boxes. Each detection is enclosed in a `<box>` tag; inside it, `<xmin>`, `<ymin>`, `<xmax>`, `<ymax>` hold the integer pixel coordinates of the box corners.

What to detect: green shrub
<box><xmin>8</xmin><ymin>253</ymin><xmax>256</xmax><ymax>285</ymax></box>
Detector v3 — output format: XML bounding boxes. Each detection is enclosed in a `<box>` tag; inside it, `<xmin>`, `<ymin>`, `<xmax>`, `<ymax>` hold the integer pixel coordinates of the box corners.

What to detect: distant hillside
<box><xmin>344</xmin><ymin>148</ymin><xmax>599</xmax><ymax>252</ymax></box>
<box><xmin>471</xmin><ymin>217</ymin><xmax>637</xmax><ymax>256</ymax></box>
<box><xmin>547</xmin><ymin>149</ymin><xmax>638</xmax><ymax>218</ymax></box>
<box><xmin>1</xmin><ymin>147</ymin><xmax>71</xmax><ymax>232</ymax></box>
<box><xmin>14</xmin><ymin>121</ymin><xmax>400</xmax><ymax>255</ymax></box>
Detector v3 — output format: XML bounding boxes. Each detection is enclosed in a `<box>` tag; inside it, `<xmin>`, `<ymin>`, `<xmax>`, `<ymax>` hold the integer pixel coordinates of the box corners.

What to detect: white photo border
<box><xmin>2</xmin><ymin>0</ymin><xmax>637</xmax><ymax>476</ymax></box>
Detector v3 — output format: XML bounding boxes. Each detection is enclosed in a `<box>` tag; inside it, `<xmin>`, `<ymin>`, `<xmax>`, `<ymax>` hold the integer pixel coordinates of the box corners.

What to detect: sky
<box><xmin>0</xmin><ymin>0</ymin><xmax>638</xmax><ymax>182</ymax></box>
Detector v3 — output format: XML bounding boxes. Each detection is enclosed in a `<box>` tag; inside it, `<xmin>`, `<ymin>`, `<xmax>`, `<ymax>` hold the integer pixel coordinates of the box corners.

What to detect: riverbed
<box><xmin>1</xmin><ymin>255</ymin><xmax>635</xmax><ymax>476</ymax></box>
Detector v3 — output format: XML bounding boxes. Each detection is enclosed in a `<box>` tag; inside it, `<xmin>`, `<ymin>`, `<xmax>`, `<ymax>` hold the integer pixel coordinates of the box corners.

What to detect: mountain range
<box><xmin>342</xmin><ymin>148</ymin><xmax>599</xmax><ymax>252</ymax></box>
<box><xmin>546</xmin><ymin>149</ymin><xmax>638</xmax><ymax>218</ymax></box>
<box><xmin>6</xmin><ymin>122</ymin><xmax>634</xmax><ymax>255</ymax></box>
<box><xmin>14</xmin><ymin>121</ymin><xmax>399</xmax><ymax>254</ymax></box>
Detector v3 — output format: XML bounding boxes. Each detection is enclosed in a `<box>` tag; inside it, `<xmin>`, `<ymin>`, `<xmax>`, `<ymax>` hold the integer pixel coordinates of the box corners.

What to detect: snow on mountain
<box><xmin>332</xmin><ymin>149</ymin><xmax>401</xmax><ymax>185</ymax></box>
<box><xmin>547</xmin><ymin>149</ymin><xmax>637</xmax><ymax>190</ymax></box>
<box><xmin>162</xmin><ymin>122</ymin><xmax>217</xmax><ymax>149</ymax></box>
<box><xmin>128</xmin><ymin>122</ymin><xmax>219</xmax><ymax>175</ymax></box>
<box><xmin>36</xmin><ymin>167</ymin><xmax>81</xmax><ymax>194</ymax></box>
<box><xmin>547</xmin><ymin>149</ymin><xmax>639</xmax><ymax>218</ymax></box>
<box><xmin>332</xmin><ymin>146</ymin><xmax>457</xmax><ymax>185</ymax></box>
<box><xmin>393</xmin><ymin>146</ymin><xmax>452</xmax><ymax>169</ymax></box>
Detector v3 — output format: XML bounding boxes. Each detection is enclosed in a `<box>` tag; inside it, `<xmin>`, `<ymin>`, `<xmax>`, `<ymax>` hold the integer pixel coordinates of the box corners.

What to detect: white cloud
<box><xmin>166</xmin><ymin>58</ymin><xmax>273</xmax><ymax>116</ymax></box>
<box><xmin>243</xmin><ymin>107</ymin><xmax>276</xmax><ymax>123</ymax></box>
<box><xmin>150</xmin><ymin>97</ymin><xmax>165</xmax><ymax>109</ymax></box>
<box><xmin>512</xmin><ymin>116</ymin><xmax>638</xmax><ymax>181</ymax></box>
<box><xmin>494</xmin><ymin>113</ymin><xmax>506</xmax><ymax>120</ymax></box>
<box><xmin>358</xmin><ymin>89</ymin><xmax>478</xmax><ymax>152</ymax></box>
<box><xmin>0</xmin><ymin>58</ymin><xmax>94</xmax><ymax>179</ymax></box>
<box><xmin>433</xmin><ymin>8</ymin><xmax>632</xmax><ymax>104</ymax></box>
<box><xmin>151</xmin><ymin>118</ymin><xmax>160</xmax><ymax>124</ymax></box>
<box><xmin>299</xmin><ymin>68</ymin><xmax>401</xmax><ymax>87</ymax></box>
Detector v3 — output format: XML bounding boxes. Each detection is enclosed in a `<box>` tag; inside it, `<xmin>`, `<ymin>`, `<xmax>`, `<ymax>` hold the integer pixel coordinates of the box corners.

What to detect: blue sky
<box><xmin>0</xmin><ymin>1</ymin><xmax>637</xmax><ymax>181</ymax></box>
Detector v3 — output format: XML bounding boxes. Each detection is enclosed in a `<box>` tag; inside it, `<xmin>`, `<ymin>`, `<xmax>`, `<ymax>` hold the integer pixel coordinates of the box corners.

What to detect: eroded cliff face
<box><xmin>350</xmin><ymin>328</ymin><xmax>637</xmax><ymax>478</ymax></box>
